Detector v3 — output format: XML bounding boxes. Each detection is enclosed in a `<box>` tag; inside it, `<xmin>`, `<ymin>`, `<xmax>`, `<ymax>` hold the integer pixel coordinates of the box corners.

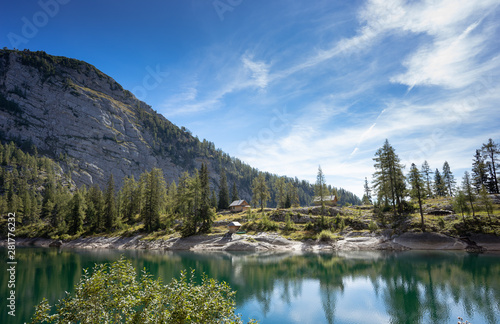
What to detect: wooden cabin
<box><xmin>228</xmin><ymin>221</ymin><xmax>242</xmax><ymax>233</ymax></box>
<box><xmin>312</xmin><ymin>195</ymin><xmax>338</xmax><ymax>206</ymax></box>
<box><xmin>229</xmin><ymin>200</ymin><xmax>251</xmax><ymax>212</ymax></box>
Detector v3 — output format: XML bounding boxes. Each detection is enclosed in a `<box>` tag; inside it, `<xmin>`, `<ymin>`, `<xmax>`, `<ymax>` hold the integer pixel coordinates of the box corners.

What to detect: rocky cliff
<box><xmin>0</xmin><ymin>50</ymin><xmax>364</xmax><ymax>206</ymax></box>
<box><xmin>0</xmin><ymin>49</ymin><xmax>209</xmax><ymax>189</ymax></box>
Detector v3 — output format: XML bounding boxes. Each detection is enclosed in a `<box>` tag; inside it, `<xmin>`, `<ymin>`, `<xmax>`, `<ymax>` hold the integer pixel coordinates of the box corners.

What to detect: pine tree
<box><xmin>21</xmin><ymin>191</ymin><xmax>34</xmax><ymax>224</ymax></box>
<box><xmin>86</xmin><ymin>185</ymin><xmax>104</xmax><ymax>233</ymax></box>
<box><xmin>176</xmin><ymin>172</ymin><xmax>196</xmax><ymax>236</ymax></box>
<box><xmin>471</xmin><ymin>149</ymin><xmax>488</xmax><ymax>193</ymax></box>
<box><xmin>141</xmin><ymin>168</ymin><xmax>167</xmax><ymax>232</ymax></box>
<box><xmin>442</xmin><ymin>161</ymin><xmax>455</xmax><ymax>197</ymax></box>
<box><xmin>166</xmin><ymin>181</ymin><xmax>178</xmax><ymax>215</ymax></box>
<box><xmin>274</xmin><ymin>177</ymin><xmax>286</xmax><ymax>209</ymax></box>
<box><xmin>210</xmin><ymin>189</ymin><xmax>218</xmax><ymax>209</ymax></box>
<box><xmin>433</xmin><ymin>169</ymin><xmax>446</xmax><ymax>197</ymax></box>
<box><xmin>408</xmin><ymin>163</ymin><xmax>426</xmax><ymax>231</ymax></box>
<box><xmin>218</xmin><ymin>170</ymin><xmax>230</xmax><ymax>210</ymax></box>
<box><xmin>478</xmin><ymin>186</ymin><xmax>493</xmax><ymax>222</ymax></box>
<box><xmin>69</xmin><ymin>191</ymin><xmax>85</xmax><ymax>235</ymax></box>
<box><xmin>453</xmin><ymin>190</ymin><xmax>469</xmax><ymax>223</ymax></box>
<box><xmin>285</xmin><ymin>182</ymin><xmax>299</xmax><ymax>208</ymax></box>
<box><xmin>252</xmin><ymin>173</ymin><xmax>270</xmax><ymax>211</ymax></box>
<box><xmin>231</xmin><ymin>182</ymin><xmax>239</xmax><ymax>202</ymax></box>
<box><xmin>461</xmin><ymin>171</ymin><xmax>475</xmax><ymax>218</ymax></box>
<box><xmin>198</xmin><ymin>163</ymin><xmax>214</xmax><ymax>233</ymax></box>
<box><xmin>104</xmin><ymin>174</ymin><xmax>117</xmax><ymax>231</ymax></box>
<box><xmin>481</xmin><ymin>138</ymin><xmax>499</xmax><ymax>193</ymax></box>
<box><xmin>362</xmin><ymin>177</ymin><xmax>372</xmax><ymax>205</ymax></box>
<box><xmin>372</xmin><ymin>140</ymin><xmax>406</xmax><ymax>216</ymax></box>
<box><xmin>120</xmin><ymin>176</ymin><xmax>138</xmax><ymax>225</ymax></box>
<box><xmin>314</xmin><ymin>166</ymin><xmax>329</xmax><ymax>215</ymax></box>
<box><xmin>42</xmin><ymin>180</ymin><xmax>56</xmax><ymax>221</ymax></box>
<box><xmin>421</xmin><ymin>161</ymin><xmax>433</xmax><ymax>198</ymax></box>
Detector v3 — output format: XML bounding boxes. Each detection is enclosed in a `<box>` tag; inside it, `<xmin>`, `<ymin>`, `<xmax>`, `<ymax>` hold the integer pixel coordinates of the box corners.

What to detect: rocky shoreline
<box><xmin>5</xmin><ymin>232</ymin><xmax>500</xmax><ymax>253</ymax></box>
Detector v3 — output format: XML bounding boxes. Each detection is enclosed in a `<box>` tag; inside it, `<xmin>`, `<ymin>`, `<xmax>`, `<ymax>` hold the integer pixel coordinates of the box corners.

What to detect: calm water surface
<box><xmin>1</xmin><ymin>247</ymin><xmax>499</xmax><ymax>324</ymax></box>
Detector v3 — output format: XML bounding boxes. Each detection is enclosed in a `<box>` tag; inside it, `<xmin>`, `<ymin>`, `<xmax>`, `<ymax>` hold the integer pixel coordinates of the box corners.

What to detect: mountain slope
<box><xmin>0</xmin><ymin>49</ymin><xmax>360</xmax><ymax>206</ymax></box>
<box><xmin>0</xmin><ymin>49</ymin><xmax>184</xmax><ymax>188</ymax></box>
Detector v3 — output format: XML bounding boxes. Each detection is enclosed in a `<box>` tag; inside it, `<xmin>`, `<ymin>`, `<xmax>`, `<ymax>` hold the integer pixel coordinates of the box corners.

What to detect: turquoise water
<box><xmin>1</xmin><ymin>248</ymin><xmax>499</xmax><ymax>323</ymax></box>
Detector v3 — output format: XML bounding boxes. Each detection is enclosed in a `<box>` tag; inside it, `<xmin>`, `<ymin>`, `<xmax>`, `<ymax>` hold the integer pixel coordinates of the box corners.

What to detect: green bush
<box><xmin>304</xmin><ymin>221</ymin><xmax>315</xmax><ymax>231</ymax></box>
<box><xmin>29</xmin><ymin>257</ymin><xmax>257</xmax><ymax>324</ymax></box>
<box><xmin>246</xmin><ymin>209</ymin><xmax>255</xmax><ymax>221</ymax></box>
<box><xmin>368</xmin><ymin>220</ymin><xmax>378</xmax><ymax>233</ymax></box>
<box><xmin>318</xmin><ymin>230</ymin><xmax>336</xmax><ymax>242</ymax></box>
<box><xmin>241</xmin><ymin>215</ymin><xmax>278</xmax><ymax>232</ymax></box>
<box><xmin>438</xmin><ymin>217</ymin><xmax>446</xmax><ymax>229</ymax></box>
<box><xmin>259</xmin><ymin>214</ymin><xmax>279</xmax><ymax>231</ymax></box>
<box><xmin>284</xmin><ymin>213</ymin><xmax>296</xmax><ymax>231</ymax></box>
<box><xmin>335</xmin><ymin>216</ymin><xmax>346</xmax><ymax>232</ymax></box>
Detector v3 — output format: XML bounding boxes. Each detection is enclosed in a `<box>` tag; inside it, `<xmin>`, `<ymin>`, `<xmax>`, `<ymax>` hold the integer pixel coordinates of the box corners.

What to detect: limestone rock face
<box><xmin>0</xmin><ymin>50</ymin><xmax>186</xmax><ymax>188</ymax></box>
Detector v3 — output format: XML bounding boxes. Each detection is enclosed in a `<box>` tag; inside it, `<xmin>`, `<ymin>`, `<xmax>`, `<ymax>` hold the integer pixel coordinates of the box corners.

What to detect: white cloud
<box><xmin>154</xmin><ymin>0</ymin><xmax>499</xmax><ymax>198</ymax></box>
<box><xmin>275</xmin><ymin>0</ymin><xmax>499</xmax><ymax>90</ymax></box>
<box><xmin>242</xmin><ymin>55</ymin><xmax>270</xmax><ymax>89</ymax></box>
<box><xmin>391</xmin><ymin>18</ymin><xmax>493</xmax><ymax>89</ymax></box>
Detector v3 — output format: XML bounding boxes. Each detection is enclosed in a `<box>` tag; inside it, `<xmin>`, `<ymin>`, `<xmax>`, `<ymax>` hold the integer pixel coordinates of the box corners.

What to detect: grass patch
<box><xmin>241</xmin><ymin>213</ymin><xmax>279</xmax><ymax>232</ymax></box>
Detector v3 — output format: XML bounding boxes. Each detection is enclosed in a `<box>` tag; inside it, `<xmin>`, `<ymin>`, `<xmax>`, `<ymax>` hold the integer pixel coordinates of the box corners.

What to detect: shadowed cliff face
<box><xmin>0</xmin><ymin>50</ymin><xmax>189</xmax><ymax>189</ymax></box>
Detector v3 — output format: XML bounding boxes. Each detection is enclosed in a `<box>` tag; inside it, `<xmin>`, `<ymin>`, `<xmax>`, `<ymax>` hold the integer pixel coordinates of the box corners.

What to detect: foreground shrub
<box><xmin>29</xmin><ymin>257</ymin><xmax>256</xmax><ymax>324</ymax></box>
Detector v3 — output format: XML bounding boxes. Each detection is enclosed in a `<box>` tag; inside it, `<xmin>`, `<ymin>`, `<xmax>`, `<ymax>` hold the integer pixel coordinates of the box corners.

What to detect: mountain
<box><xmin>0</xmin><ymin>49</ymin><xmax>360</xmax><ymax>206</ymax></box>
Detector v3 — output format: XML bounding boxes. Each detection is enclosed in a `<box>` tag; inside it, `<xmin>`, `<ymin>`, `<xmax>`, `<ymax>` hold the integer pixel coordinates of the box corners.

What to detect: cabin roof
<box><xmin>229</xmin><ymin>199</ymin><xmax>249</xmax><ymax>207</ymax></box>
<box><xmin>312</xmin><ymin>195</ymin><xmax>337</xmax><ymax>202</ymax></box>
<box><xmin>228</xmin><ymin>221</ymin><xmax>241</xmax><ymax>227</ymax></box>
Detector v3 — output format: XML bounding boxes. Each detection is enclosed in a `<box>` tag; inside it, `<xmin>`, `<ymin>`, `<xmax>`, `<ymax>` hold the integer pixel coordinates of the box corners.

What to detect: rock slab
<box><xmin>393</xmin><ymin>232</ymin><xmax>467</xmax><ymax>250</ymax></box>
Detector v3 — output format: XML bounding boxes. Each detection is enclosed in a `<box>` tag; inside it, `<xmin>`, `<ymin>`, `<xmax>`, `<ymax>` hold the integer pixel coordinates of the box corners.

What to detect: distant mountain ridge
<box><xmin>0</xmin><ymin>49</ymin><xmax>360</xmax><ymax>206</ymax></box>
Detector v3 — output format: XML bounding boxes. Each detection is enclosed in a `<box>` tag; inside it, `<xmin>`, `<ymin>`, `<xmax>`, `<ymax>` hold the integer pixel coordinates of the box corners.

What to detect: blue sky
<box><xmin>1</xmin><ymin>0</ymin><xmax>500</xmax><ymax>198</ymax></box>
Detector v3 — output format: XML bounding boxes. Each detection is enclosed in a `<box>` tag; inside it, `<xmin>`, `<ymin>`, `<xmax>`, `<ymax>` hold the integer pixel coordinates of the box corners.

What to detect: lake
<box><xmin>1</xmin><ymin>247</ymin><xmax>499</xmax><ymax>324</ymax></box>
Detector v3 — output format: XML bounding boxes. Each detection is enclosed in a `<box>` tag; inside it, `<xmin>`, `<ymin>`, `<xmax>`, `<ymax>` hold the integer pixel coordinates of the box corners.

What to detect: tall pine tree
<box><xmin>218</xmin><ymin>170</ymin><xmax>230</xmax><ymax>210</ymax></box>
<box><xmin>314</xmin><ymin>166</ymin><xmax>329</xmax><ymax>214</ymax></box>
<box><xmin>252</xmin><ymin>173</ymin><xmax>270</xmax><ymax>211</ymax></box>
<box><xmin>433</xmin><ymin>169</ymin><xmax>446</xmax><ymax>197</ymax></box>
<box><xmin>372</xmin><ymin>140</ymin><xmax>406</xmax><ymax>216</ymax></box>
<box><xmin>69</xmin><ymin>190</ymin><xmax>85</xmax><ymax>235</ymax></box>
<box><xmin>408</xmin><ymin>163</ymin><xmax>426</xmax><ymax>231</ymax></box>
<box><xmin>86</xmin><ymin>185</ymin><xmax>104</xmax><ymax>233</ymax></box>
<box><xmin>421</xmin><ymin>161</ymin><xmax>433</xmax><ymax>198</ymax></box>
<box><xmin>141</xmin><ymin>168</ymin><xmax>167</xmax><ymax>232</ymax></box>
<box><xmin>274</xmin><ymin>177</ymin><xmax>286</xmax><ymax>209</ymax></box>
<box><xmin>481</xmin><ymin>138</ymin><xmax>499</xmax><ymax>193</ymax></box>
<box><xmin>120</xmin><ymin>176</ymin><xmax>138</xmax><ymax>225</ymax></box>
<box><xmin>198</xmin><ymin>163</ymin><xmax>214</xmax><ymax>233</ymax></box>
<box><xmin>231</xmin><ymin>182</ymin><xmax>239</xmax><ymax>202</ymax></box>
<box><xmin>104</xmin><ymin>174</ymin><xmax>117</xmax><ymax>231</ymax></box>
<box><xmin>471</xmin><ymin>149</ymin><xmax>488</xmax><ymax>193</ymax></box>
<box><xmin>362</xmin><ymin>177</ymin><xmax>372</xmax><ymax>205</ymax></box>
<box><xmin>442</xmin><ymin>161</ymin><xmax>455</xmax><ymax>197</ymax></box>
<box><xmin>461</xmin><ymin>171</ymin><xmax>475</xmax><ymax>218</ymax></box>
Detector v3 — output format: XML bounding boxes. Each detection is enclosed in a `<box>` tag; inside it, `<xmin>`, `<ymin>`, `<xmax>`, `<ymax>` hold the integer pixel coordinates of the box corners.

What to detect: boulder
<box><xmin>254</xmin><ymin>233</ymin><xmax>294</xmax><ymax>245</ymax></box>
<box><xmin>393</xmin><ymin>232</ymin><xmax>467</xmax><ymax>250</ymax></box>
<box><xmin>49</xmin><ymin>240</ymin><xmax>63</xmax><ymax>247</ymax></box>
<box><xmin>469</xmin><ymin>234</ymin><xmax>500</xmax><ymax>251</ymax></box>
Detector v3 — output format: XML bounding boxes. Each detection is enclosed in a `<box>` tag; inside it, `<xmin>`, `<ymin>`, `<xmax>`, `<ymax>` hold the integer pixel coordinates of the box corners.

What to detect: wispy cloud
<box><xmin>153</xmin><ymin>0</ymin><xmax>499</xmax><ymax>197</ymax></box>
<box><xmin>242</xmin><ymin>54</ymin><xmax>270</xmax><ymax>90</ymax></box>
